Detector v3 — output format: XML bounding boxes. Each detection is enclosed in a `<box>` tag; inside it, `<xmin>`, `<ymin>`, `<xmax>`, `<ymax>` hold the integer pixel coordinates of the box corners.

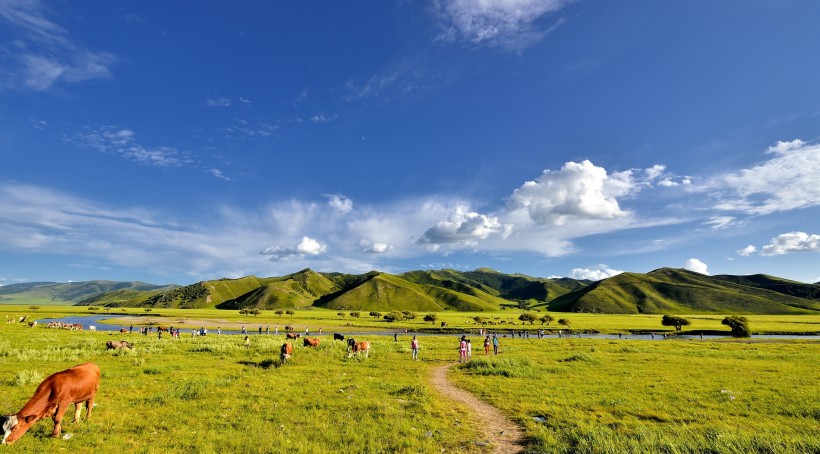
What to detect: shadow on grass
<box><xmin>238</xmin><ymin>358</ymin><xmax>281</xmax><ymax>369</ymax></box>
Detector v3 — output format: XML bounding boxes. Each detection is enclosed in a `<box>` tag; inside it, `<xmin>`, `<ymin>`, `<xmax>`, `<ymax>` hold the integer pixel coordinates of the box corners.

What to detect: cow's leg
<box><xmin>52</xmin><ymin>403</ymin><xmax>70</xmax><ymax>437</ymax></box>
<box><xmin>85</xmin><ymin>395</ymin><xmax>95</xmax><ymax>420</ymax></box>
<box><xmin>73</xmin><ymin>402</ymin><xmax>82</xmax><ymax>423</ymax></box>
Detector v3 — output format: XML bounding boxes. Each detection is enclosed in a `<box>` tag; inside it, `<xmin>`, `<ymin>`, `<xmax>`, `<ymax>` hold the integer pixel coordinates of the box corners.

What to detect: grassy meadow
<box><xmin>0</xmin><ymin>307</ymin><xmax>818</xmax><ymax>453</ymax></box>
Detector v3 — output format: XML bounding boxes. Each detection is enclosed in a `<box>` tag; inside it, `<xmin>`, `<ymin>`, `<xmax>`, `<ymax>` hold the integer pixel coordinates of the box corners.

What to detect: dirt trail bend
<box><xmin>430</xmin><ymin>363</ymin><xmax>525</xmax><ymax>453</ymax></box>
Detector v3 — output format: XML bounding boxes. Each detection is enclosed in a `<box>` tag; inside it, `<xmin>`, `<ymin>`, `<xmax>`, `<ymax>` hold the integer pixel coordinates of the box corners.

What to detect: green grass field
<box><xmin>0</xmin><ymin>307</ymin><xmax>818</xmax><ymax>453</ymax></box>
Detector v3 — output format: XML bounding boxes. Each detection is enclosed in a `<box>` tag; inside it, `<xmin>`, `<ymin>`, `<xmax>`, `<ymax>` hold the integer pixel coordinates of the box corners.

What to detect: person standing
<box><xmin>266</xmin><ymin>325</ymin><xmax>270</xmax><ymax>335</ymax></box>
<box><xmin>275</xmin><ymin>326</ymin><xmax>278</xmax><ymax>335</ymax></box>
<box><xmin>411</xmin><ymin>335</ymin><xmax>419</xmax><ymax>360</ymax></box>
<box><xmin>484</xmin><ymin>336</ymin><xmax>491</xmax><ymax>355</ymax></box>
<box><xmin>244</xmin><ymin>335</ymin><xmax>250</xmax><ymax>349</ymax></box>
<box><xmin>466</xmin><ymin>339</ymin><xmax>472</xmax><ymax>361</ymax></box>
<box><xmin>492</xmin><ymin>335</ymin><xmax>499</xmax><ymax>355</ymax></box>
<box><xmin>459</xmin><ymin>336</ymin><xmax>467</xmax><ymax>363</ymax></box>
<box><xmin>217</xmin><ymin>326</ymin><xmax>221</xmax><ymax>336</ymax></box>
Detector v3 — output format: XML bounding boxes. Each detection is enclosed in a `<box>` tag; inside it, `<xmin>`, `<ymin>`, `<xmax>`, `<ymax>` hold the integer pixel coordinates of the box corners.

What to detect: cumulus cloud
<box><xmin>260</xmin><ymin>236</ymin><xmax>327</xmax><ymax>262</ymax></box>
<box><xmin>569</xmin><ymin>264</ymin><xmax>623</xmax><ymax>281</ymax></box>
<box><xmin>710</xmin><ymin>140</ymin><xmax>820</xmax><ymax>215</ymax></box>
<box><xmin>737</xmin><ymin>245</ymin><xmax>757</xmax><ymax>257</ymax></box>
<box><xmin>761</xmin><ymin>232</ymin><xmax>820</xmax><ymax>256</ymax></box>
<box><xmin>418</xmin><ymin>206</ymin><xmax>510</xmax><ymax>247</ymax></box>
<box><xmin>433</xmin><ymin>0</ymin><xmax>571</xmax><ymax>50</ymax></box>
<box><xmin>507</xmin><ymin>160</ymin><xmax>637</xmax><ymax>226</ymax></box>
<box><xmin>0</xmin><ymin>0</ymin><xmax>115</xmax><ymax>91</ymax></box>
<box><xmin>360</xmin><ymin>239</ymin><xmax>393</xmax><ymax>254</ymax></box>
<box><xmin>326</xmin><ymin>194</ymin><xmax>353</xmax><ymax>214</ymax></box>
<box><xmin>684</xmin><ymin>258</ymin><xmax>709</xmax><ymax>275</ymax></box>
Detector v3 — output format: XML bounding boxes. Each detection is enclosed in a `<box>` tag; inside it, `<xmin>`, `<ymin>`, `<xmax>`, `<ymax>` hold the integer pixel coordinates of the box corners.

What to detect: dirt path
<box><xmin>430</xmin><ymin>363</ymin><xmax>525</xmax><ymax>453</ymax></box>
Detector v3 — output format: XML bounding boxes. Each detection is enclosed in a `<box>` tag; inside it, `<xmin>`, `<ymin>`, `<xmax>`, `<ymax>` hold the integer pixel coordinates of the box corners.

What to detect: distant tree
<box><xmin>518</xmin><ymin>312</ymin><xmax>538</xmax><ymax>324</ymax></box>
<box><xmin>424</xmin><ymin>313</ymin><xmax>438</xmax><ymax>323</ymax></box>
<box><xmin>251</xmin><ymin>308</ymin><xmax>261</xmax><ymax>316</ymax></box>
<box><xmin>558</xmin><ymin>318</ymin><xmax>571</xmax><ymax>329</ymax></box>
<box><xmin>239</xmin><ymin>308</ymin><xmax>249</xmax><ymax>315</ymax></box>
<box><xmin>722</xmin><ymin>316</ymin><xmax>750</xmax><ymax>338</ymax></box>
<box><xmin>540</xmin><ymin>314</ymin><xmax>554</xmax><ymax>325</ymax></box>
<box><xmin>383</xmin><ymin>311</ymin><xmax>406</xmax><ymax>322</ymax></box>
<box><xmin>350</xmin><ymin>311</ymin><xmax>360</xmax><ymax>318</ymax></box>
<box><xmin>661</xmin><ymin>315</ymin><xmax>691</xmax><ymax>331</ymax></box>
<box><xmin>285</xmin><ymin>310</ymin><xmax>295</xmax><ymax>316</ymax></box>
<box><xmin>369</xmin><ymin>311</ymin><xmax>382</xmax><ymax>319</ymax></box>
<box><xmin>275</xmin><ymin>310</ymin><xmax>284</xmax><ymax>316</ymax></box>
<box><xmin>401</xmin><ymin>311</ymin><xmax>416</xmax><ymax>320</ymax></box>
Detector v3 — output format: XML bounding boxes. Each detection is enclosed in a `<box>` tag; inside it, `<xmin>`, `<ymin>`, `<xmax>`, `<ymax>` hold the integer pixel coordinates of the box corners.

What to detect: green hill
<box><xmin>1</xmin><ymin>280</ymin><xmax>172</xmax><ymax>305</ymax></box>
<box><xmin>546</xmin><ymin>268</ymin><xmax>820</xmax><ymax>314</ymax></box>
<box><xmin>217</xmin><ymin>269</ymin><xmax>339</xmax><ymax>309</ymax></box>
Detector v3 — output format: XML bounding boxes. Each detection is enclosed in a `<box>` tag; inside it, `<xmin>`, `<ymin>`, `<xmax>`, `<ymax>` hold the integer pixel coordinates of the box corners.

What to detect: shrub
<box><xmin>424</xmin><ymin>313</ymin><xmax>437</xmax><ymax>323</ymax></box>
<box><xmin>383</xmin><ymin>311</ymin><xmax>406</xmax><ymax>322</ymax></box>
<box><xmin>540</xmin><ymin>314</ymin><xmax>554</xmax><ymax>325</ymax></box>
<box><xmin>14</xmin><ymin>370</ymin><xmax>44</xmax><ymax>386</ymax></box>
<box><xmin>369</xmin><ymin>311</ymin><xmax>382</xmax><ymax>318</ymax></box>
<box><xmin>722</xmin><ymin>315</ymin><xmax>750</xmax><ymax>337</ymax></box>
<box><xmin>558</xmin><ymin>318</ymin><xmax>571</xmax><ymax>328</ymax></box>
<box><xmin>519</xmin><ymin>312</ymin><xmax>538</xmax><ymax>324</ymax></box>
<box><xmin>662</xmin><ymin>315</ymin><xmax>691</xmax><ymax>331</ymax></box>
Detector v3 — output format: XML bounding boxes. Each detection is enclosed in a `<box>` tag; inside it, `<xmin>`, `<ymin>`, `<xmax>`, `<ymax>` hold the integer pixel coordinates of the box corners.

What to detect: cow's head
<box><xmin>1</xmin><ymin>414</ymin><xmax>36</xmax><ymax>445</ymax></box>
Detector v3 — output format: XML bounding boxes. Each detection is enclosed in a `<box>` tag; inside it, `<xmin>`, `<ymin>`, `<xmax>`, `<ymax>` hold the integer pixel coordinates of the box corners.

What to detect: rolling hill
<box><xmin>10</xmin><ymin>267</ymin><xmax>816</xmax><ymax>315</ymax></box>
<box><xmin>544</xmin><ymin>268</ymin><xmax>820</xmax><ymax>314</ymax></box>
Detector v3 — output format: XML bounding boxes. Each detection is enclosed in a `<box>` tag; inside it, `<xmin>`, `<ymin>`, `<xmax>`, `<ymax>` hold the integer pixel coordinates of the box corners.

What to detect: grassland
<box><xmin>0</xmin><ymin>307</ymin><xmax>818</xmax><ymax>453</ymax></box>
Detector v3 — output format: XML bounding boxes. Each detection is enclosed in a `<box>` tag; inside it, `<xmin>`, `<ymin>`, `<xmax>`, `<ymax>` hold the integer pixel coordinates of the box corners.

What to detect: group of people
<box><xmin>405</xmin><ymin>333</ymin><xmax>501</xmax><ymax>362</ymax></box>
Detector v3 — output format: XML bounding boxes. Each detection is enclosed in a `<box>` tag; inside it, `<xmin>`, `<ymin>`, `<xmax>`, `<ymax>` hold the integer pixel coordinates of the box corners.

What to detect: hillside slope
<box><xmin>546</xmin><ymin>268</ymin><xmax>820</xmax><ymax>314</ymax></box>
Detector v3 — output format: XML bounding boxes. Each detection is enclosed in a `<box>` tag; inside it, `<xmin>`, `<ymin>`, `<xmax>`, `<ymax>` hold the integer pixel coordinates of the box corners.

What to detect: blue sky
<box><xmin>1</xmin><ymin>0</ymin><xmax>819</xmax><ymax>286</ymax></box>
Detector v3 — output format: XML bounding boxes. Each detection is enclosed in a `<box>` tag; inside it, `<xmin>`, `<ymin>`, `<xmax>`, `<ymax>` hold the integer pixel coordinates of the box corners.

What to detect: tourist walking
<box><xmin>466</xmin><ymin>339</ymin><xmax>472</xmax><ymax>360</ymax></box>
<box><xmin>459</xmin><ymin>336</ymin><xmax>468</xmax><ymax>363</ymax></box>
<box><xmin>484</xmin><ymin>336</ymin><xmax>491</xmax><ymax>355</ymax></box>
<box><xmin>411</xmin><ymin>335</ymin><xmax>419</xmax><ymax>360</ymax></box>
<box><xmin>492</xmin><ymin>335</ymin><xmax>499</xmax><ymax>355</ymax></box>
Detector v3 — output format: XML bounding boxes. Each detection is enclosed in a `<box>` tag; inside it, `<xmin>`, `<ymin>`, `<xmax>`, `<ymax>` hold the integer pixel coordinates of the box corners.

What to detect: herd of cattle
<box><xmin>1</xmin><ymin>327</ymin><xmax>373</xmax><ymax>445</ymax></box>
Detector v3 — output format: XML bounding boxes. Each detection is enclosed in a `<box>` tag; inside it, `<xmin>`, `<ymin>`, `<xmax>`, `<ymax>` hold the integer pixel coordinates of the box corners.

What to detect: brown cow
<box><xmin>119</xmin><ymin>328</ymin><xmax>128</xmax><ymax>334</ymax></box>
<box><xmin>1</xmin><ymin>362</ymin><xmax>100</xmax><ymax>444</ymax></box>
<box><xmin>280</xmin><ymin>343</ymin><xmax>294</xmax><ymax>363</ymax></box>
<box><xmin>106</xmin><ymin>340</ymin><xmax>132</xmax><ymax>350</ymax></box>
<box><xmin>286</xmin><ymin>333</ymin><xmax>301</xmax><ymax>339</ymax></box>
<box><xmin>303</xmin><ymin>337</ymin><xmax>320</xmax><ymax>347</ymax></box>
<box><xmin>347</xmin><ymin>339</ymin><xmax>371</xmax><ymax>358</ymax></box>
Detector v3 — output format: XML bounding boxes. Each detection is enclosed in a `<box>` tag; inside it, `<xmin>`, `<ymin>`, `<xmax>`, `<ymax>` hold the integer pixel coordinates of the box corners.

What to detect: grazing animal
<box><xmin>280</xmin><ymin>343</ymin><xmax>294</xmax><ymax>363</ymax></box>
<box><xmin>303</xmin><ymin>337</ymin><xmax>320</xmax><ymax>347</ymax></box>
<box><xmin>0</xmin><ymin>362</ymin><xmax>100</xmax><ymax>445</ymax></box>
<box><xmin>157</xmin><ymin>326</ymin><xmax>169</xmax><ymax>333</ymax></box>
<box><xmin>88</xmin><ymin>325</ymin><xmax>95</xmax><ymax>331</ymax></box>
<box><xmin>441</xmin><ymin>321</ymin><xmax>447</xmax><ymax>327</ymax></box>
<box><xmin>286</xmin><ymin>333</ymin><xmax>301</xmax><ymax>339</ymax></box>
<box><xmin>284</xmin><ymin>325</ymin><xmax>294</xmax><ymax>332</ymax></box>
<box><xmin>333</xmin><ymin>333</ymin><xmax>345</xmax><ymax>341</ymax></box>
<box><xmin>105</xmin><ymin>340</ymin><xmax>132</xmax><ymax>350</ymax></box>
<box><xmin>120</xmin><ymin>328</ymin><xmax>128</xmax><ymax>334</ymax></box>
<box><xmin>347</xmin><ymin>338</ymin><xmax>370</xmax><ymax>358</ymax></box>
<box><xmin>28</xmin><ymin>321</ymin><xmax>37</xmax><ymax>328</ymax></box>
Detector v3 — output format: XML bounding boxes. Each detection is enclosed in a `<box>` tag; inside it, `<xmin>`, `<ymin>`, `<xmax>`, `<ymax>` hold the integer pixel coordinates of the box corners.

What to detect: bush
<box><xmin>722</xmin><ymin>316</ymin><xmax>751</xmax><ymax>337</ymax></box>
<box><xmin>402</xmin><ymin>311</ymin><xmax>416</xmax><ymax>320</ymax></box>
<box><xmin>424</xmin><ymin>313</ymin><xmax>437</xmax><ymax>323</ymax></box>
<box><xmin>369</xmin><ymin>311</ymin><xmax>382</xmax><ymax>318</ymax></box>
<box><xmin>383</xmin><ymin>311</ymin><xmax>406</xmax><ymax>322</ymax></box>
<box><xmin>519</xmin><ymin>312</ymin><xmax>538</xmax><ymax>324</ymax></box>
<box><xmin>540</xmin><ymin>314</ymin><xmax>554</xmax><ymax>325</ymax></box>
<box><xmin>662</xmin><ymin>315</ymin><xmax>691</xmax><ymax>331</ymax></box>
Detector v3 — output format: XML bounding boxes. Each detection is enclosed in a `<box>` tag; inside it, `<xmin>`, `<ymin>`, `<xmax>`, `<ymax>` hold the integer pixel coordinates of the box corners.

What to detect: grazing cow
<box><xmin>0</xmin><ymin>362</ymin><xmax>100</xmax><ymax>444</ymax></box>
<box><xmin>28</xmin><ymin>321</ymin><xmax>37</xmax><ymax>328</ymax></box>
<box><xmin>286</xmin><ymin>333</ymin><xmax>301</xmax><ymax>340</ymax></box>
<box><xmin>347</xmin><ymin>338</ymin><xmax>370</xmax><ymax>358</ymax></box>
<box><xmin>284</xmin><ymin>325</ymin><xmax>294</xmax><ymax>332</ymax></box>
<box><xmin>303</xmin><ymin>337</ymin><xmax>320</xmax><ymax>347</ymax></box>
<box><xmin>333</xmin><ymin>333</ymin><xmax>345</xmax><ymax>341</ymax></box>
<box><xmin>441</xmin><ymin>321</ymin><xmax>447</xmax><ymax>327</ymax></box>
<box><xmin>88</xmin><ymin>325</ymin><xmax>95</xmax><ymax>331</ymax></box>
<box><xmin>120</xmin><ymin>328</ymin><xmax>128</xmax><ymax>334</ymax></box>
<box><xmin>105</xmin><ymin>340</ymin><xmax>132</xmax><ymax>350</ymax></box>
<box><xmin>157</xmin><ymin>326</ymin><xmax>169</xmax><ymax>333</ymax></box>
<box><xmin>280</xmin><ymin>343</ymin><xmax>294</xmax><ymax>363</ymax></box>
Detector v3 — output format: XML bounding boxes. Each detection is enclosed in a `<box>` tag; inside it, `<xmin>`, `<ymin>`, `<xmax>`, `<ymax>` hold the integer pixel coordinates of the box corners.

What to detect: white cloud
<box><xmin>326</xmin><ymin>194</ymin><xmax>353</xmax><ymax>214</ymax></box>
<box><xmin>737</xmin><ymin>245</ymin><xmax>757</xmax><ymax>257</ymax></box>
<box><xmin>569</xmin><ymin>264</ymin><xmax>623</xmax><ymax>281</ymax></box>
<box><xmin>260</xmin><ymin>236</ymin><xmax>327</xmax><ymax>262</ymax></box>
<box><xmin>0</xmin><ymin>0</ymin><xmax>115</xmax><ymax>91</ymax></box>
<box><xmin>418</xmin><ymin>206</ymin><xmax>510</xmax><ymax>247</ymax></box>
<box><xmin>684</xmin><ymin>258</ymin><xmax>709</xmax><ymax>275</ymax></box>
<box><xmin>360</xmin><ymin>240</ymin><xmax>393</xmax><ymax>254</ymax></box>
<box><xmin>704</xmin><ymin>216</ymin><xmax>737</xmax><ymax>230</ymax></box>
<box><xmin>710</xmin><ymin>140</ymin><xmax>820</xmax><ymax>215</ymax></box>
<box><xmin>761</xmin><ymin>232</ymin><xmax>820</xmax><ymax>256</ymax></box>
<box><xmin>507</xmin><ymin>160</ymin><xmax>637</xmax><ymax>226</ymax></box>
<box><xmin>206</xmin><ymin>97</ymin><xmax>232</xmax><ymax>107</ymax></box>
<box><xmin>310</xmin><ymin>113</ymin><xmax>337</xmax><ymax>123</ymax></box>
<box><xmin>73</xmin><ymin>126</ymin><xmax>192</xmax><ymax>167</ymax></box>
<box><xmin>433</xmin><ymin>0</ymin><xmax>571</xmax><ymax>50</ymax></box>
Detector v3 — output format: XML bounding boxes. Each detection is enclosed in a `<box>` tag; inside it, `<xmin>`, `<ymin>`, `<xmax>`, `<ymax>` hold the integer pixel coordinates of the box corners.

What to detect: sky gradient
<box><xmin>1</xmin><ymin>0</ymin><xmax>819</xmax><ymax>286</ymax></box>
